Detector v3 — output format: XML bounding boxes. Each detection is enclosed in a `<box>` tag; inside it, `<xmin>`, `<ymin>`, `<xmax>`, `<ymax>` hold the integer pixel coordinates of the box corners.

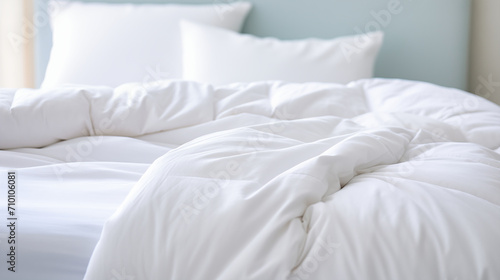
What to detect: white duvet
<box><xmin>1</xmin><ymin>79</ymin><xmax>500</xmax><ymax>280</ymax></box>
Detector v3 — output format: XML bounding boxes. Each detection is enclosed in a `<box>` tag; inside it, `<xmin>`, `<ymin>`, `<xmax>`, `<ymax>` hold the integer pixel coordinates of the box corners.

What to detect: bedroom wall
<box><xmin>469</xmin><ymin>0</ymin><xmax>500</xmax><ymax>105</ymax></box>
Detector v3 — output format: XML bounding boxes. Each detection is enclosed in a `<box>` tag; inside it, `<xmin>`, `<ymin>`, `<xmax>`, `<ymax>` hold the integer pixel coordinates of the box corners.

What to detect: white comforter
<box><xmin>1</xmin><ymin>79</ymin><xmax>500</xmax><ymax>280</ymax></box>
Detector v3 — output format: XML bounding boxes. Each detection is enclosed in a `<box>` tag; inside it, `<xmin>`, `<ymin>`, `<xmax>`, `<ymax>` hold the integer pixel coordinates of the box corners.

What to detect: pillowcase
<box><xmin>181</xmin><ymin>21</ymin><xmax>383</xmax><ymax>85</ymax></box>
<box><xmin>41</xmin><ymin>1</ymin><xmax>251</xmax><ymax>88</ymax></box>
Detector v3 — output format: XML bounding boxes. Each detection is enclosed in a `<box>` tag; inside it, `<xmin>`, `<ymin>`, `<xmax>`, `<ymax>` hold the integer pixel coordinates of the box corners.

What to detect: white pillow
<box><xmin>41</xmin><ymin>1</ymin><xmax>251</xmax><ymax>88</ymax></box>
<box><xmin>181</xmin><ymin>21</ymin><xmax>383</xmax><ymax>85</ymax></box>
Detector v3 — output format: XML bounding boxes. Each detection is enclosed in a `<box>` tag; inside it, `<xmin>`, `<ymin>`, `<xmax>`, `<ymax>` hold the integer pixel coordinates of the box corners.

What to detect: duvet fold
<box><xmin>2</xmin><ymin>78</ymin><xmax>500</xmax><ymax>279</ymax></box>
<box><xmin>85</xmin><ymin>119</ymin><xmax>500</xmax><ymax>280</ymax></box>
<box><xmin>2</xmin><ymin>78</ymin><xmax>500</xmax><ymax>150</ymax></box>
<box><xmin>87</xmin><ymin>79</ymin><xmax>500</xmax><ymax>279</ymax></box>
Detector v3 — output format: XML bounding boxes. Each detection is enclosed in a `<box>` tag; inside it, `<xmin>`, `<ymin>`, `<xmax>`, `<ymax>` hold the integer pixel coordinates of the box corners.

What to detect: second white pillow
<box><xmin>181</xmin><ymin>21</ymin><xmax>384</xmax><ymax>85</ymax></box>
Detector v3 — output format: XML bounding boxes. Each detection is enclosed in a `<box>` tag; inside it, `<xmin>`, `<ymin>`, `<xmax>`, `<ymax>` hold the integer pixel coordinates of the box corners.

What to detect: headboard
<box><xmin>34</xmin><ymin>0</ymin><xmax>471</xmax><ymax>90</ymax></box>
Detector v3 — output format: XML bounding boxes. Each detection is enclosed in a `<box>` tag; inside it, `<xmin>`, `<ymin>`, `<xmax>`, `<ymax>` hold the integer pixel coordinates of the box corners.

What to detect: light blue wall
<box><xmin>34</xmin><ymin>0</ymin><xmax>471</xmax><ymax>90</ymax></box>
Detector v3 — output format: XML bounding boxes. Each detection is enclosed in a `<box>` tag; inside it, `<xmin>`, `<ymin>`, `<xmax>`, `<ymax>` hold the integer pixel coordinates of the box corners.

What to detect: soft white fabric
<box><xmin>1</xmin><ymin>79</ymin><xmax>500</xmax><ymax>280</ymax></box>
<box><xmin>41</xmin><ymin>1</ymin><xmax>251</xmax><ymax>88</ymax></box>
<box><xmin>2</xmin><ymin>79</ymin><xmax>499</xmax><ymax>150</ymax></box>
<box><xmin>182</xmin><ymin>21</ymin><xmax>383</xmax><ymax>85</ymax></box>
<box><xmin>0</xmin><ymin>136</ymin><xmax>171</xmax><ymax>280</ymax></box>
<box><xmin>82</xmin><ymin>79</ymin><xmax>499</xmax><ymax>280</ymax></box>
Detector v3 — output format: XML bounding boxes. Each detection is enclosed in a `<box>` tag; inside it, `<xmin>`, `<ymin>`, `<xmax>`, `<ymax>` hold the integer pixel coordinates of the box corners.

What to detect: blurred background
<box><xmin>0</xmin><ymin>0</ymin><xmax>499</xmax><ymax>105</ymax></box>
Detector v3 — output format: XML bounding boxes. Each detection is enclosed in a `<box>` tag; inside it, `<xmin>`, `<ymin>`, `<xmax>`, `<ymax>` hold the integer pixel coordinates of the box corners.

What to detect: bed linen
<box><xmin>0</xmin><ymin>137</ymin><xmax>172</xmax><ymax>279</ymax></box>
<box><xmin>181</xmin><ymin>21</ymin><xmax>383</xmax><ymax>85</ymax></box>
<box><xmin>1</xmin><ymin>78</ymin><xmax>499</xmax><ymax>279</ymax></box>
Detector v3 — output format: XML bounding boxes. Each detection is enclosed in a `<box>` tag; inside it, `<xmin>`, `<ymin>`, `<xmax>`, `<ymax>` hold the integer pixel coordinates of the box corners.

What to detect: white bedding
<box><xmin>1</xmin><ymin>78</ymin><xmax>500</xmax><ymax>279</ymax></box>
<box><xmin>0</xmin><ymin>138</ymin><xmax>169</xmax><ymax>279</ymax></box>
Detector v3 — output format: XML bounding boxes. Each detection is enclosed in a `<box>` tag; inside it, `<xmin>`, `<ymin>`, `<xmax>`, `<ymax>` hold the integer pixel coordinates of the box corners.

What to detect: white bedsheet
<box><xmin>1</xmin><ymin>78</ymin><xmax>499</xmax><ymax>279</ymax></box>
<box><xmin>0</xmin><ymin>137</ymin><xmax>170</xmax><ymax>279</ymax></box>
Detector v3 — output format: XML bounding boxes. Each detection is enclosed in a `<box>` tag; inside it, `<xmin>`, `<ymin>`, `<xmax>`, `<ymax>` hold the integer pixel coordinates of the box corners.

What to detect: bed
<box><xmin>1</xmin><ymin>1</ymin><xmax>499</xmax><ymax>280</ymax></box>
